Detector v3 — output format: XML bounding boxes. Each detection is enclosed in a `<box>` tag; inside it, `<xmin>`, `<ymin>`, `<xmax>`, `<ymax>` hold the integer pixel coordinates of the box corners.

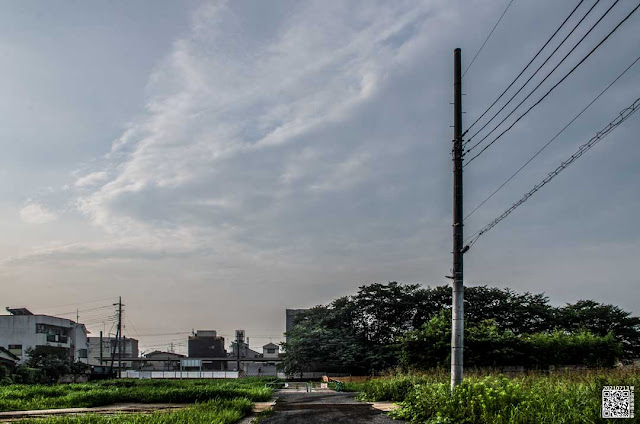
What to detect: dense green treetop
<box><xmin>282</xmin><ymin>282</ymin><xmax>640</xmax><ymax>374</ymax></box>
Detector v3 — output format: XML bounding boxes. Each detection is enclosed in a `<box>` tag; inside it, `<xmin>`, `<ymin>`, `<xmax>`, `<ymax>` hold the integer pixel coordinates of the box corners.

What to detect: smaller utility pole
<box><xmin>116</xmin><ymin>297</ymin><xmax>123</xmax><ymax>378</ymax></box>
<box><xmin>235</xmin><ymin>330</ymin><xmax>244</xmax><ymax>375</ymax></box>
<box><xmin>99</xmin><ymin>331</ymin><xmax>103</xmax><ymax>365</ymax></box>
<box><xmin>236</xmin><ymin>334</ymin><xmax>240</xmax><ymax>374</ymax></box>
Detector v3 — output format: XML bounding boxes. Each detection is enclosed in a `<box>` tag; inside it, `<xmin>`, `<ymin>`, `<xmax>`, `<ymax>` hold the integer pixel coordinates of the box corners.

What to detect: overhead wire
<box><xmin>464</xmin><ymin>0</ymin><xmax>603</xmax><ymax>146</ymax></box>
<box><xmin>465</xmin><ymin>96</ymin><xmax>640</xmax><ymax>247</ymax></box>
<box><xmin>465</xmin><ymin>1</ymin><xmax>640</xmax><ymax>166</ymax></box>
<box><xmin>464</xmin><ymin>54</ymin><xmax>640</xmax><ymax>221</ymax></box>
<box><xmin>23</xmin><ymin>297</ymin><xmax>119</xmax><ymax>311</ymax></box>
<box><xmin>53</xmin><ymin>305</ymin><xmax>115</xmax><ymax>317</ymax></box>
<box><xmin>463</xmin><ymin>0</ymin><xmax>587</xmax><ymax>136</ymax></box>
<box><xmin>462</xmin><ymin>0</ymin><xmax>517</xmax><ymax>78</ymax></box>
<box><xmin>465</xmin><ymin>0</ymin><xmax>620</xmax><ymax>154</ymax></box>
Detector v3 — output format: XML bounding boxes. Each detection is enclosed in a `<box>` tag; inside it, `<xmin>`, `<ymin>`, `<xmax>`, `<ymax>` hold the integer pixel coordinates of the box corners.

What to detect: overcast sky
<box><xmin>1</xmin><ymin>0</ymin><xmax>639</xmax><ymax>354</ymax></box>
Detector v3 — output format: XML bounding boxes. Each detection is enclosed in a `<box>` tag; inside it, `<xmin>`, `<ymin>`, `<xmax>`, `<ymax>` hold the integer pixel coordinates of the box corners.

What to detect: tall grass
<box><xmin>352</xmin><ymin>368</ymin><xmax>639</xmax><ymax>423</ymax></box>
<box><xmin>0</xmin><ymin>379</ymin><xmax>273</xmax><ymax>412</ymax></box>
<box><xmin>15</xmin><ymin>398</ymin><xmax>253</xmax><ymax>424</ymax></box>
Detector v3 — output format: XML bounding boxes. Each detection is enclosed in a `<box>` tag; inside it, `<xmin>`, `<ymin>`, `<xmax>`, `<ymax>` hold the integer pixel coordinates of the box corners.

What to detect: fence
<box><xmin>120</xmin><ymin>371</ymin><xmax>240</xmax><ymax>379</ymax></box>
<box><xmin>119</xmin><ymin>370</ymin><xmax>350</xmax><ymax>379</ymax></box>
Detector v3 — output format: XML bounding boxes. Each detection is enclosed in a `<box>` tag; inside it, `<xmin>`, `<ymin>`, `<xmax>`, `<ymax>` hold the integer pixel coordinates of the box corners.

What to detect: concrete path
<box><xmin>250</xmin><ymin>389</ymin><xmax>402</xmax><ymax>424</ymax></box>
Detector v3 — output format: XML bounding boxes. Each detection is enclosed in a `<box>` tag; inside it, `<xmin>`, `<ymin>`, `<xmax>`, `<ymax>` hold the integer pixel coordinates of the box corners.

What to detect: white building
<box><xmin>87</xmin><ymin>336</ymin><xmax>139</xmax><ymax>369</ymax></box>
<box><xmin>0</xmin><ymin>308</ymin><xmax>89</xmax><ymax>364</ymax></box>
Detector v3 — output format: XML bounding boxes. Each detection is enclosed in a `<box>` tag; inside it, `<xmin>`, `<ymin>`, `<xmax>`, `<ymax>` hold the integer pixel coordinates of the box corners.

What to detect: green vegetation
<box><xmin>0</xmin><ymin>379</ymin><xmax>272</xmax><ymax>412</ymax></box>
<box><xmin>400</xmin><ymin>310</ymin><xmax>621</xmax><ymax>370</ymax></box>
<box><xmin>283</xmin><ymin>283</ymin><xmax>640</xmax><ymax>374</ymax></box>
<box><xmin>348</xmin><ymin>369</ymin><xmax>640</xmax><ymax>423</ymax></box>
<box><xmin>6</xmin><ymin>346</ymin><xmax>91</xmax><ymax>384</ymax></box>
<box><xmin>15</xmin><ymin>398</ymin><xmax>253</xmax><ymax>424</ymax></box>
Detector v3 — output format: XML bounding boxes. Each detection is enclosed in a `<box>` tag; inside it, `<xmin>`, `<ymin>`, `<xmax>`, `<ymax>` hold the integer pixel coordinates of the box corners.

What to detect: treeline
<box><xmin>282</xmin><ymin>283</ymin><xmax>640</xmax><ymax>374</ymax></box>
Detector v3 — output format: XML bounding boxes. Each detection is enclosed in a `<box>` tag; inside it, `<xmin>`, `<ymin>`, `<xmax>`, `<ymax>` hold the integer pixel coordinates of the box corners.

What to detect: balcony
<box><xmin>36</xmin><ymin>333</ymin><xmax>71</xmax><ymax>348</ymax></box>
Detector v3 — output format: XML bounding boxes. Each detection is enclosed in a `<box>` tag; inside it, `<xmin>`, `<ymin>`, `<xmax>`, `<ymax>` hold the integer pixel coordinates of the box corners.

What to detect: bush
<box><xmin>14</xmin><ymin>367</ymin><xmax>44</xmax><ymax>384</ymax></box>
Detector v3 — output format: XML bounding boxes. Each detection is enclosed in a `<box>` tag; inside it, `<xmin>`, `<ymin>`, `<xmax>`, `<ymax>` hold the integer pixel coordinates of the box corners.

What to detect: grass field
<box><xmin>0</xmin><ymin>378</ymin><xmax>274</xmax><ymax>423</ymax></box>
<box><xmin>343</xmin><ymin>368</ymin><xmax>639</xmax><ymax>423</ymax></box>
<box><xmin>14</xmin><ymin>398</ymin><xmax>253</xmax><ymax>423</ymax></box>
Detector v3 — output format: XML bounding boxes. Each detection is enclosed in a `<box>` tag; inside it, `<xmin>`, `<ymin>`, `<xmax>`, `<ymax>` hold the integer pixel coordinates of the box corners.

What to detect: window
<box><xmin>8</xmin><ymin>344</ymin><xmax>22</xmax><ymax>357</ymax></box>
<box><xmin>78</xmin><ymin>349</ymin><xmax>88</xmax><ymax>359</ymax></box>
<box><xmin>266</xmin><ymin>348</ymin><xmax>276</xmax><ymax>354</ymax></box>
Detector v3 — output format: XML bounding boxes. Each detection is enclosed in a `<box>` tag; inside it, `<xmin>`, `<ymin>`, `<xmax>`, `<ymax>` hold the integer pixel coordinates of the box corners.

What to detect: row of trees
<box><xmin>282</xmin><ymin>283</ymin><xmax>640</xmax><ymax>374</ymax></box>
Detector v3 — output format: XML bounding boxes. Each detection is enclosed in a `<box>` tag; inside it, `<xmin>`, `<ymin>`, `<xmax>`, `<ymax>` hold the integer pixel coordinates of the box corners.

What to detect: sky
<box><xmin>1</xmin><ymin>0</ymin><xmax>639</xmax><ymax>355</ymax></box>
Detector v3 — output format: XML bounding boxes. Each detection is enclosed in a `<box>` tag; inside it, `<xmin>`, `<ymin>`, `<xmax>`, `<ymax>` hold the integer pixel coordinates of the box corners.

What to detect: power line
<box><xmin>462</xmin><ymin>0</ymin><xmax>517</xmax><ymax>78</ymax></box>
<box><xmin>464</xmin><ymin>54</ymin><xmax>640</xmax><ymax>221</ymax></box>
<box><xmin>52</xmin><ymin>304</ymin><xmax>115</xmax><ymax>317</ymax></box>
<box><xmin>465</xmin><ymin>1</ymin><xmax>639</xmax><ymax>166</ymax></box>
<box><xmin>22</xmin><ymin>297</ymin><xmax>119</xmax><ymax>312</ymax></box>
<box><xmin>463</xmin><ymin>0</ymin><xmax>587</xmax><ymax>136</ymax></box>
<box><xmin>465</xmin><ymin>0</ymin><xmax>602</xmax><ymax>145</ymax></box>
<box><xmin>465</xmin><ymin>96</ymin><xmax>640</xmax><ymax>247</ymax></box>
<box><xmin>133</xmin><ymin>331</ymin><xmax>192</xmax><ymax>337</ymax></box>
<box><xmin>465</xmin><ymin>0</ymin><xmax>618</xmax><ymax>153</ymax></box>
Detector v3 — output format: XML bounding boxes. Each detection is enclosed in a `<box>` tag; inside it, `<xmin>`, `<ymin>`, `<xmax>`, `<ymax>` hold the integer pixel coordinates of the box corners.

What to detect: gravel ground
<box><xmin>256</xmin><ymin>390</ymin><xmax>402</xmax><ymax>424</ymax></box>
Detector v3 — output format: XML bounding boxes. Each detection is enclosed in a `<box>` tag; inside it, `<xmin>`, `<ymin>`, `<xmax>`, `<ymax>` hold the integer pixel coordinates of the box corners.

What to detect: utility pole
<box><xmin>99</xmin><ymin>331</ymin><xmax>103</xmax><ymax>366</ymax></box>
<box><xmin>117</xmin><ymin>297</ymin><xmax>123</xmax><ymax>378</ymax></box>
<box><xmin>451</xmin><ymin>47</ymin><xmax>464</xmax><ymax>390</ymax></box>
<box><xmin>236</xmin><ymin>332</ymin><xmax>240</xmax><ymax>374</ymax></box>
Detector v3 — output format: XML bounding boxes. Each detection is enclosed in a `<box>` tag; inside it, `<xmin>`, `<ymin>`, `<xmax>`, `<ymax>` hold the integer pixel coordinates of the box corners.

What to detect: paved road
<box><xmin>256</xmin><ymin>390</ymin><xmax>402</xmax><ymax>424</ymax></box>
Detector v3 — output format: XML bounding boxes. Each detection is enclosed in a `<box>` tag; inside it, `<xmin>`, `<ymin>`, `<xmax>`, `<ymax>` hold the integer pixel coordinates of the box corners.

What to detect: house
<box><xmin>141</xmin><ymin>350</ymin><xmax>185</xmax><ymax>371</ymax></box>
<box><xmin>87</xmin><ymin>336</ymin><xmax>139</xmax><ymax>369</ymax></box>
<box><xmin>0</xmin><ymin>347</ymin><xmax>19</xmax><ymax>370</ymax></box>
<box><xmin>0</xmin><ymin>308</ymin><xmax>89</xmax><ymax>364</ymax></box>
<box><xmin>262</xmin><ymin>342</ymin><xmax>279</xmax><ymax>359</ymax></box>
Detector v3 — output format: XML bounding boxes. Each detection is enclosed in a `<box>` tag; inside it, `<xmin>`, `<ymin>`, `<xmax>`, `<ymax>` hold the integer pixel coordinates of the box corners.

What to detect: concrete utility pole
<box><xmin>235</xmin><ymin>331</ymin><xmax>241</xmax><ymax>374</ymax></box>
<box><xmin>117</xmin><ymin>297</ymin><xmax>123</xmax><ymax>378</ymax></box>
<box><xmin>451</xmin><ymin>47</ymin><xmax>464</xmax><ymax>390</ymax></box>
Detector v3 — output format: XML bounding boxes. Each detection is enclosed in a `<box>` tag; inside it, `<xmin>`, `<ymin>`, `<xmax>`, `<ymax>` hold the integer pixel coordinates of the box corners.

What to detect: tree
<box><xmin>399</xmin><ymin>310</ymin><xmax>451</xmax><ymax>369</ymax></box>
<box><xmin>465</xmin><ymin>286</ymin><xmax>554</xmax><ymax>335</ymax></box>
<box><xmin>556</xmin><ymin>300</ymin><xmax>640</xmax><ymax>361</ymax></box>
<box><xmin>399</xmin><ymin>312</ymin><xmax>621</xmax><ymax>370</ymax></box>
<box><xmin>282</xmin><ymin>305</ymin><xmax>366</xmax><ymax>374</ymax></box>
<box><xmin>283</xmin><ymin>282</ymin><xmax>638</xmax><ymax>374</ymax></box>
<box><xmin>24</xmin><ymin>346</ymin><xmax>71</xmax><ymax>383</ymax></box>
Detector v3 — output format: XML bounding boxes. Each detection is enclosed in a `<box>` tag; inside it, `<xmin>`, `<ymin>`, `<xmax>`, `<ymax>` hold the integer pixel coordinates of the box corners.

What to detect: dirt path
<box><xmin>252</xmin><ymin>390</ymin><xmax>401</xmax><ymax>424</ymax></box>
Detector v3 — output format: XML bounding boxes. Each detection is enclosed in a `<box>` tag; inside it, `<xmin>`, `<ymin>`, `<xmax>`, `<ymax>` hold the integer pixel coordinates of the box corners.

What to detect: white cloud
<box><xmin>19</xmin><ymin>203</ymin><xmax>57</xmax><ymax>224</ymax></box>
<box><xmin>68</xmin><ymin>1</ymin><xmax>445</xmax><ymax>250</ymax></box>
<box><xmin>75</xmin><ymin>171</ymin><xmax>108</xmax><ymax>188</ymax></box>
